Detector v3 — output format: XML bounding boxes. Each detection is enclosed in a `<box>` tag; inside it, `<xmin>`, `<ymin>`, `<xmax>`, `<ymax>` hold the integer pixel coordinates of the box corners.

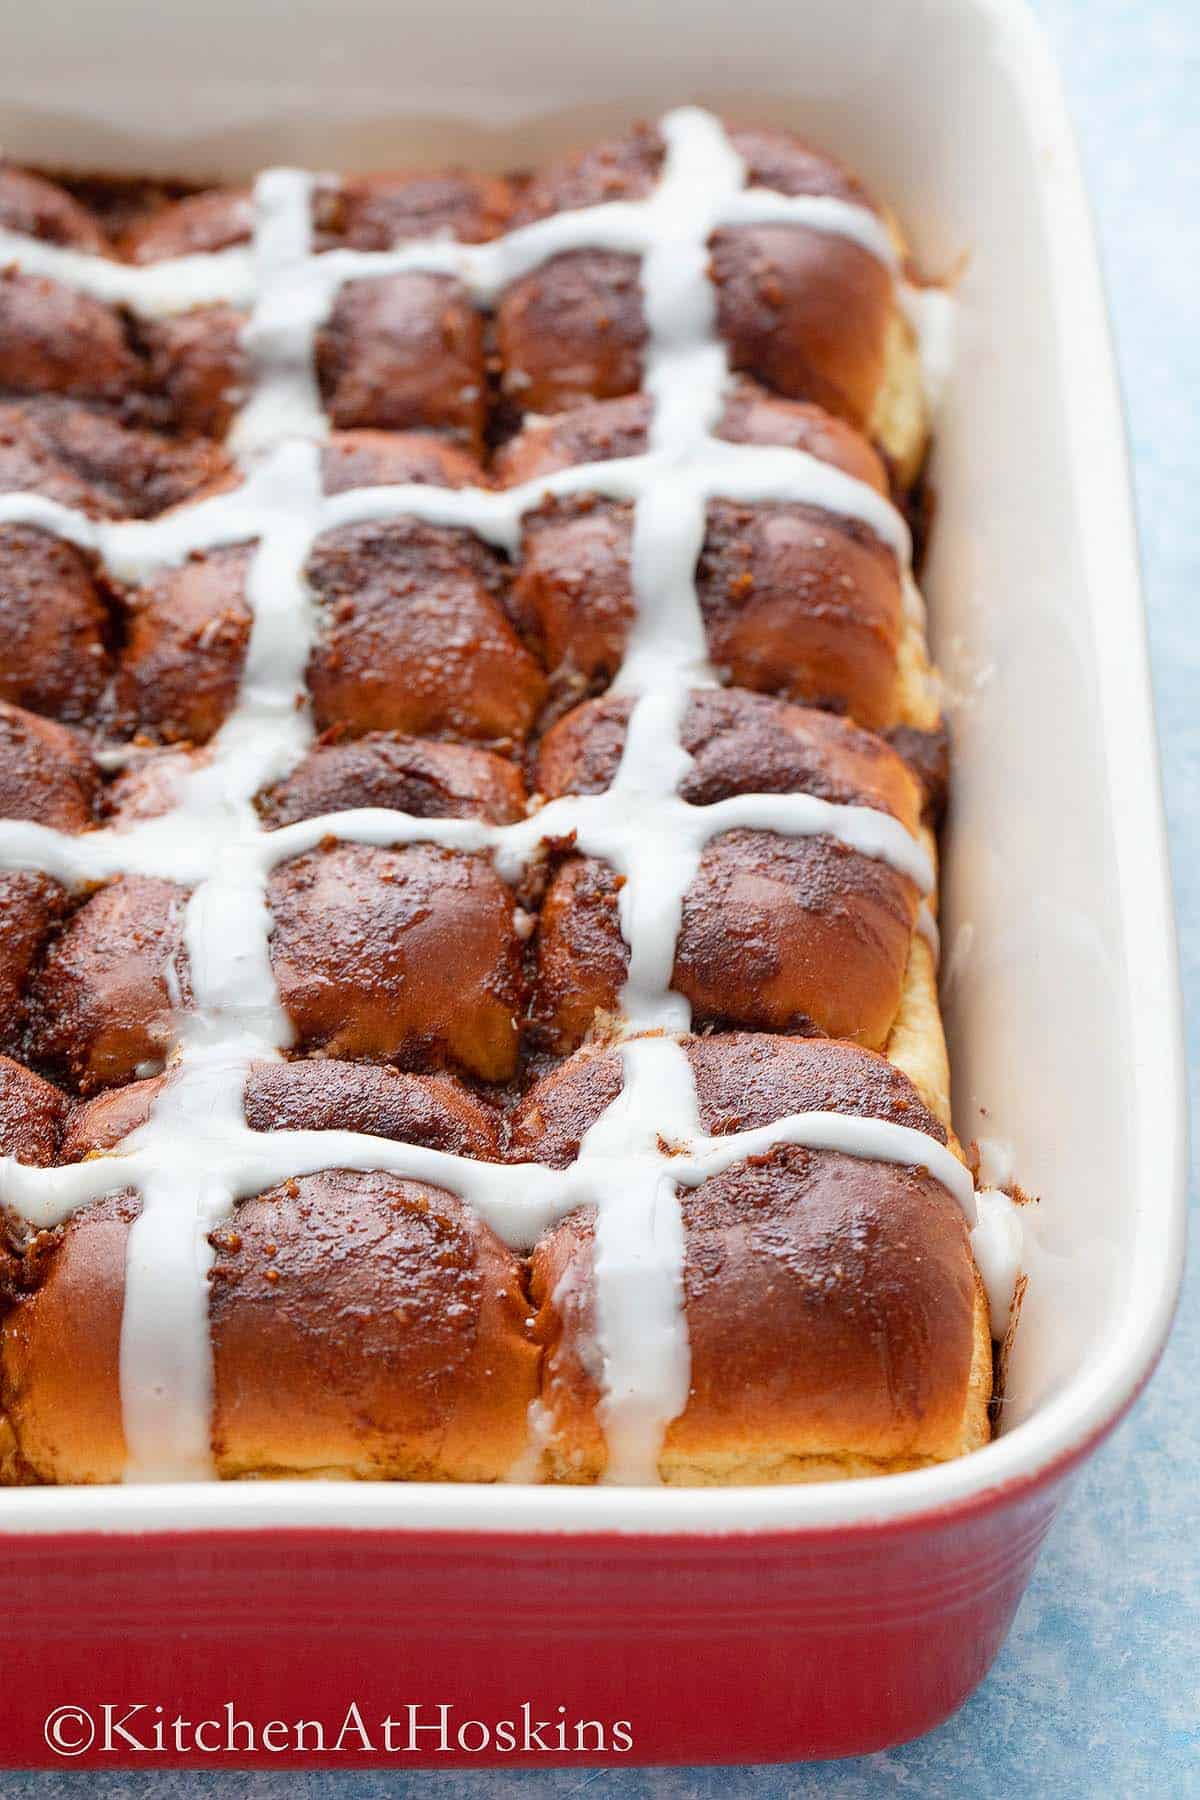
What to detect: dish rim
<box><xmin>0</xmin><ymin>0</ymin><xmax>1186</xmax><ymax>1540</ymax></box>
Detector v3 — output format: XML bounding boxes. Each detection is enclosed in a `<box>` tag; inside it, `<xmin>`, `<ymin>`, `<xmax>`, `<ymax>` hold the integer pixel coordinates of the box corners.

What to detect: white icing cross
<box><xmin>0</xmin><ymin>109</ymin><xmax>1011</xmax><ymax>1484</ymax></box>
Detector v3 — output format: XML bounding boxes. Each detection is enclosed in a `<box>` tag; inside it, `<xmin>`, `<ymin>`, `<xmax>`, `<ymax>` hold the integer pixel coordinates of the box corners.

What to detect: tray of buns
<box><xmin>0</xmin><ymin>0</ymin><xmax>1184</xmax><ymax>1767</ymax></box>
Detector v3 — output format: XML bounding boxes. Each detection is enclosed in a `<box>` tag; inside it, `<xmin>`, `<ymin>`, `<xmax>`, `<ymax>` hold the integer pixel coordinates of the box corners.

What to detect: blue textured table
<box><xmin>8</xmin><ymin>2</ymin><xmax>1197</xmax><ymax>1793</ymax></box>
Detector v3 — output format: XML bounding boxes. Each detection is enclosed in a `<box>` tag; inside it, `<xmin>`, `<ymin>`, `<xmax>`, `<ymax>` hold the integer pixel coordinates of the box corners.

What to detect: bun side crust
<box><xmin>1</xmin><ymin>1063</ymin><xmax>535</xmax><ymax>1483</ymax></box>
<box><xmin>521</xmin><ymin>1037</ymin><xmax>985</xmax><ymax>1483</ymax></box>
<box><xmin>0</xmin><ymin>126</ymin><xmax>984</xmax><ymax>1489</ymax></box>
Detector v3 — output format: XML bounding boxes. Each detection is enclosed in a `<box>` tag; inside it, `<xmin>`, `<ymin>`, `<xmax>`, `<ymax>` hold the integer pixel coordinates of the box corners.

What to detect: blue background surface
<box><xmin>7</xmin><ymin>1</ymin><xmax>1197</xmax><ymax>1793</ymax></box>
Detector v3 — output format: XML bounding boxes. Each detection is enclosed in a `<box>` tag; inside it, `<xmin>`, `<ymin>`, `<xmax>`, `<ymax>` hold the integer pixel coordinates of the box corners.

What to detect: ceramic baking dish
<box><xmin>0</xmin><ymin>0</ymin><xmax>1185</xmax><ymax>1768</ymax></box>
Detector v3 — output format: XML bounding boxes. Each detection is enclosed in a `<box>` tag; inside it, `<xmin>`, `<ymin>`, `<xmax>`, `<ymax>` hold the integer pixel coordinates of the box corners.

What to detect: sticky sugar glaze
<box><xmin>0</xmin><ymin>111</ymin><xmax>1020</xmax><ymax>1485</ymax></box>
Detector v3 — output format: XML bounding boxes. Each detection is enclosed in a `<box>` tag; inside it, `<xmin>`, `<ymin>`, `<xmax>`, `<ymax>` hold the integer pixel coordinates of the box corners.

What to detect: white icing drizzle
<box><xmin>231</xmin><ymin>170</ymin><xmax>324</xmax><ymax>459</ymax></box>
<box><xmin>970</xmin><ymin>1138</ymin><xmax>1026</xmax><ymax>1338</ymax></box>
<box><xmin>0</xmin><ymin>438</ymin><xmax>908</xmax><ymax>573</ymax></box>
<box><xmin>0</xmin><ymin>108</ymin><xmax>990</xmax><ymax>1480</ymax></box>
<box><xmin>976</xmin><ymin>1135</ymin><xmax>1016</xmax><ymax>1188</ymax></box>
<box><xmin>118</xmin><ymin>1044</ymin><xmax>253</xmax><ymax>1479</ymax></box>
<box><xmin>677</xmin><ymin>1108</ymin><xmax>975</xmax><ymax>1214</ymax></box>
<box><xmin>0</xmin><ymin>179</ymin><xmax>893</xmax><ymax>322</ymax></box>
<box><xmin>717</xmin><ymin>187</ymin><xmax>898</xmax><ymax>267</ymax></box>
<box><xmin>915</xmin><ymin>900</ymin><xmax>941</xmax><ymax>964</ymax></box>
<box><xmin>112</xmin><ymin>443</ymin><xmax>325</xmax><ymax>1476</ymax></box>
<box><xmin>899</xmin><ymin>282</ymin><xmax>957</xmax><ymax>419</ymax></box>
<box><xmin>0</xmin><ymin>229</ymin><xmax>256</xmax><ymax>315</ymax></box>
<box><xmin>970</xmin><ymin>1188</ymin><xmax>1025</xmax><ymax>1337</ymax></box>
<box><xmin>559</xmin><ymin>1037</ymin><xmax>696</xmax><ymax>1482</ymax></box>
<box><xmin>0</xmin><ymin>790</ymin><xmax>932</xmax><ymax>914</ymax></box>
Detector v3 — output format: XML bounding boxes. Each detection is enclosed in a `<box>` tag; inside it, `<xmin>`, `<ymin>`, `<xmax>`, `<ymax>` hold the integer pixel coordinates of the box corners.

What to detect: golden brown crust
<box><xmin>60</xmin><ymin>1075</ymin><xmax>162</xmax><ymax>1157</ymax></box>
<box><xmin>25</xmin><ymin>876</ymin><xmax>190</xmax><ymax>1092</ymax></box>
<box><xmin>0</xmin><ymin>166</ymin><xmax>110</xmax><ymax>251</ymax></box>
<box><xmin>268</xmin><ymin>843</ymin><xmax>524</xmax><ymax>1082</ymax></box>
<box><xmin>674</xmin><ymin>827</ymin><xmax>918</xmax><ymax>1044</ymax></box>
<box><xmin>44</xmin><ymin>740</ymin><xmax>529</xmax><ymax>1090</ymax></box>
<box><xmin>111</xmin><ymin>544</ymin><xmax>252</xmax><ymax>744</ymax></box>
<box><xmin>101</xmin><ymin>748</ymin><xmax>201</xmax><ymax>827</ymax></box>
<box><xmin>0</xmin><ymin>398</ymin><xmax>230</xmax><ymax>517</ymax></box>
<box><xmin>0</xmin><ymin>127</ymin><xmax>976</xmax><ymax>1490</ymax></box>
<box><xmin>497</xmin><ymin>250</ymin><xmax>647</xmax><ymax>418</ymax></box>
<box><xmin>317</xmin><ymin>275</ymin><xmax>488</xmax><ymax>453</ymax></box>
<box><xmin>320</xmin><ymin>428</ymin><xmax>486</xmax><ymax>495</ymax></box>
<box><xmin>1</xmin><ymin>1189</ymin><xmax>136</xmax><ymax>1483</ymax></box>
<box><xmin>140</xmin><ymin>305</ymin><xmax>247</xmax><ymax>439</ymax></box>
<box><xmin>529</xmin><ymin>858</ymin><xmax>625</xmax><ymax>1054</ymax></box>
<box><xmin>500</xmin><ymin>385</ymin><xmax>911</xmax><ymax>729</ymax></box>
<box><xmin>532</xmin><ymin>690</ymin><xmax>923</xmax><ymax>1051</ymax></box>
<box><xmin>0</xmin><ymin>173</ymin><xmax>250</xmax><ymax>438</ymax></box>
<box><xmin>0</xmin><ymin>873</ymin><xmax>70</xmax><ymax>1058</ymax></box>
<box><xmin>493</xmin><ymin>379</ymin><xmax>890</xmax><ymax>492</ymax></box>
<box><xmin>530</xmin><ymin>1159</ymin><xmax>985</xmax><ymax>1483</ymax></box>
<box><xmin>509</xmin><ymin>495</ymin><xmax>636</xmax><ymax>693</ymax></box>
<box><xmin>311</xmin><ymin>173</ymin><xmax>513</xmax><ymax>452</ymax></box>
<box><xmin>0</xmin><ymin>270</ymin><xmax>141</xmax><ymax>407</ymax></box>
<box><xmin>492</xmin><ymin>389</ymin><xmax>653</xmax><ymax>485</ymax></box>
<box><xmin>318</xmin><ymin>433</ymin><xmax>542</xmax><ymax>751</ymax></box>
<box><xmin>717</xmin><ymin>378</ymin><xmax>891</xmax><ymax>488</ymax></box>
<box><xmin>884</xmin><ymin>930</ymin><xmax>952</xmax><ymax>1128</ymax></box>
<box><xmin>512</xmin><ymin>123</ymin><xmax>663</xmax><ymax>221</ymax></box>
<box><xmin>0</xmin><ymin>183</ymin><xmax>246</xmax><ymax>439</ymax></box>
<box><xmin>520</xmin><ymin>1037</ymin><xmax>980</xmax><ymax>1482</ymax></box>
<box><xmin>495</xmin><ymin>122</ymin><xmax>905</xmax><ymax>450</ymax></box>
<box><xmin>0</xmin><ymin>1054</ymin><xmax>65</xmax><ymax>1166</ymax></box>
<box><xmin>712</xmin><ymin>226</ymin><xmax>892</xmax><ymax>431</ymax></box>
<box><xmin>119</xmin><ymin>189</ymin><xmax>254</xmax><ymax>262</ymax></box>
<box><xmin>0</xmin><ymin>126</ymin><xmax>922</xmax><ymax>471</ymax></box>
<box><xmin>0</xmin><ymin>707</ymin><xmax>97</xmax><ymax>1060</ymax></box>
<box><xmin>0</xmin><ymin>703</ymin><xmax>99</xmax><ymax>828</ymax></box>
<box><xmin>61</xmin><ymin>1058</ymin><xmax>503</xmax><ymax>1161</ymax></box>
<box><xmin>15</xmin><ymin>1174</ymin><xmax>531</xmax><ymax>1486</ymax></box>
<box><xmin>510</xmin><ymin>1032</ymin><xmax>948</xmax><ymax>1161</ymax></box>
<box><xmin>537</xmin><ymin>685</ymin><xmax>919</xmax><ymax>812</ymax></box>
<box><xmin>306</xmin><ymin>516</ymin><xmax>546</xmax><ymax>745</ymax></box>
<box><xmin>540</xmin><ymin>825</ymin><xmax>833</xmax><ymax>1032</ymax></box>
<box><xmin>728</xmin><ymin>127</ymin><xmax>871</xmax><ymax>207</ymax></box>
<box><xmin>315</xmin><ymin>169</ymin><xmax>515</xmax><ymax>250</ymax></box>
<box><xmin>0</xmin><ymin>528</ymin><xmax>112</xmax><ymax>722</ymax></box>
<box><xmin>698</xmin><ymin>499</ymin><xmax>902</xmax><ymax>729</ymax></box>
<box><xmin>258</xmin><ymin>732</ymin><xmax>527</xmax><ymax>828</ymax></box>
<box><xmin>242</xmin><ymin>1059</ymin><xmax>504</xmax><ymax>1154</ymax></box>
<box><xmin>3</xmin><ymin>1063</ymin><xmax>534</xmax><ymax>1484</ymax></box>
<box><xmin>209</xmin><ymin>1173</ymin><xmax>536</xmax><ymax>1479</ymax></box>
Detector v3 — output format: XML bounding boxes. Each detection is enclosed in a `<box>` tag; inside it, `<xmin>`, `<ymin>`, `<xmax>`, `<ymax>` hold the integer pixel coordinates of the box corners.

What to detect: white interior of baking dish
<box><xmin>0</xmin><ymin>0</ymin><xmax>1185</xmax><ymax>1532</ymax></box>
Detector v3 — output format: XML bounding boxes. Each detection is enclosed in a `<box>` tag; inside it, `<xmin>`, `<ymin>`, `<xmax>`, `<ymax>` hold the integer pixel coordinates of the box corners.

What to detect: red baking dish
<box><xmin>0</xmin><ymin>0</ymin><xmax>1186</xmax><ymax>1768</ymax></box>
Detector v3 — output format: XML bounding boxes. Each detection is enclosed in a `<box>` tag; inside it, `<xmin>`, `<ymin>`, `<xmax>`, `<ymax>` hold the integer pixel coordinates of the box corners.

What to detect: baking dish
<box><xmin>0</xmin><ymin>0</ymin><xmax>1185</xmax><ymax>1767</ymax></box>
